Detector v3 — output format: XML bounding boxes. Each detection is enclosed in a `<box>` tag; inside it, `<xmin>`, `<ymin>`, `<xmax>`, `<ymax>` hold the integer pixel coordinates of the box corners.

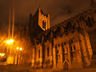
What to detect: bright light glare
<box><xmin>6</xmin><ymin>41</ymin><xmax>10</xmax><ymax>44</ymax></box>
<box><xmin>0</xmin><ymin>53</ymin><xmax>5</xmax><ymax>56</ymax></box>
<box><xmin>6</xmin><ymin>39</ymin><xmax>14</xmax><ymax>44</ymax></box>
<box><xmin>20</xmin><ymin>48</ymin><xmax>22</xmax><ymax>51</ymax></box>
<box><xmin>16</xmin><ymin>47</ymin><xmax>23</xmax><ymax>51</ymax></box>
<box><xmin>10</xmin><ymin>39</ymin><xmax>14</xmax><ymax>43</ymax></box>
<box><xmin>16</xmin><ymin>47</ymin><xmax>19</xmax><ymax>50</ymax></box>
<box><xmin>1</xmin><ymin>53</ymin><xmax>5</xmax><ymax>56</ymax></box>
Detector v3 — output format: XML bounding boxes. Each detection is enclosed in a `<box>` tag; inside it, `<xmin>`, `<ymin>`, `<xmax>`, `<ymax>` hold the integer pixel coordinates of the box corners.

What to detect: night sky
<box><xmin>0</xmin><ymin>0</ymin><xmax>91</xmax><ymax>28</ymax></box>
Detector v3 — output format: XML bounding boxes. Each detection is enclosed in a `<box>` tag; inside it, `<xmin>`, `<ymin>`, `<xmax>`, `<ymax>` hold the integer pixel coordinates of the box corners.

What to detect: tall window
<box><xmin>39</xmin><ymin>50</ymin><xmax>40</xmax><ymax>58</ymax></box>
<box><xmin>73</xmin><ymin>45</ymin><xmax>76</xmax><ymax>51</ymax></box>
<box><xmin>70</xmin><ymin>46</ymin><xmax>73</xmax><ymax>60</ymax></box>
<box><xmin>62</xmin><ymin>43</ymin><xmax>65</xmax><ymax>61</ymax></box>
<box><xmin>70</xmin><ymin>44</ymin><xmax>76</xmax><ymax>62</ymax></box>
<box><xmin>47</xmin><ymin>47</ymin><xmax>49</xmax><ymax>57</ymax></box>
<box><xmin>42</xmin><ymin>20</ymin><xmax>46</xmax><ymax>29</ymax></box>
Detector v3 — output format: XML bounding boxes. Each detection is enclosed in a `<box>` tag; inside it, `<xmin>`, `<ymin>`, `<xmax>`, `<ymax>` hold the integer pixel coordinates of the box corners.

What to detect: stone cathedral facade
<box><xmin>28</xmin><ymin>7</ymin><xmax>96</xmax><ymax>70</ymax></box>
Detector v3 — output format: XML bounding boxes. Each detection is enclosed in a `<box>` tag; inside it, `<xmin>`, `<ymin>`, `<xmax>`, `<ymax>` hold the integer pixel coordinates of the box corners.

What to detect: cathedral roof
<box><xmin>34</xmin><ymin>7</ymin><xmax>96</xmax><ymax>44</ymax></box>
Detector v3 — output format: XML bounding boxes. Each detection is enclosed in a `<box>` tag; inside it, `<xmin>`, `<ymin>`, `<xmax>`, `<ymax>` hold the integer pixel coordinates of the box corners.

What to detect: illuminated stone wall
<box><xmin>29</xmin><ymin>8</ymin><xmax>50</xmax><ymax>41</ymax></box>
<box><xmin>31</xmin><ymin>31</ymin><xmax>93</xmax><ymax>69</ymax></box>
<box><xmin>38</xmin><ymin>8</ymin><xmax>50</xmax><ymax>31</ymax></box>
<box><xmin>29</xmin><ymin>8</ymin><xmax>96</xmax><ymax>69</ymax></box>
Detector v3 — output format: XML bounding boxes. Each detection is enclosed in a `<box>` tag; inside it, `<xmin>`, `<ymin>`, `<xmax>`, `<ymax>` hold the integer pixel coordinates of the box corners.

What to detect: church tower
<box><xmin>29</xmin><ymin>8</ymin><xmax>50</xmax><ymax>40</ymax></box>
<box><xmin>38</xmin><ymin>8</ymin><xmax>50</xmax><ymax>31</ymax></box>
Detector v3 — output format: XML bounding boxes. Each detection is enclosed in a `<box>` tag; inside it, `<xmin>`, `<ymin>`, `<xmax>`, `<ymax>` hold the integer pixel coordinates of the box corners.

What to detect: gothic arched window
<box><xmin>79</xmin><ymin>15</ymin><xmax>85</xmax><ymax>21</ymax></box>
<box><xmin>39</xmin><ymin>49</ymin><xmax>40</xmax><ymax>58</ymax></box>
<box><xmin>66</xmin><ymin>21</ymin><xmax>72</xmax><ymax>30</ymax></box>
<box><xmin>86</xmin><ymin>16</ymin><xmax>95</xmax><ymax>27</ymax></box>
<box><xmin>62</xmin><ymin>43</ymin><xmax>65</xmax><ymax>61</ymax></box>
<box><xmin>47</xmin><ymin>47</ymin><xmax>50</xmax><ymax>57</ymax></box>
<box><xmin>42</xmin><ymin>20</ymin><xmax>46</xmax><ymax>29</ymax></box>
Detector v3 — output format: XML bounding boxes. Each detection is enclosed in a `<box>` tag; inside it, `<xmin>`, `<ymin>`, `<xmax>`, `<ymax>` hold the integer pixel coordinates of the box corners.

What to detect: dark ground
<box><xmin>0</xmin><ymin>65</ymin><xmax>96</xmax><ymax>72</ymax></box>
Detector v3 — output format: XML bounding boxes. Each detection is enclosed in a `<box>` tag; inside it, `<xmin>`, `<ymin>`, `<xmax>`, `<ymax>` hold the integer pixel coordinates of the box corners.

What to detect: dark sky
<box><xmin>0</xmin><ymin>0</ymin><xmax>91</xmax><ymax>28</ymax></box>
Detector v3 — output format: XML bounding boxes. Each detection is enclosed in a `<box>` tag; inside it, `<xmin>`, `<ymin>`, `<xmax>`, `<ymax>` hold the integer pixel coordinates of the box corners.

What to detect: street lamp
<box><xmin>6</xmin><ymin>38</ymin><xmax>14</xmax><ymax>45</ymax></box>
<box><xmin>20</xmin><ymin>48</ymin><xmax>22</xmax><ymax>51</ymax></box>
<box><xmin>16</xmin><ymin>47</ymin><xmax>19</xmax><ymax>50</ymax></box>
<box><xmin>16</xmin><ymin>46</ymin><xmax>23</xmax><ymax>64</ymax></box>
<box><xmin>16</xmin><ymin>47</ymin><xmax>23</xmax><ymax>51</ymax></box>
<box><xmin>5</xmin><ymin>38</ymin><xmax>15</xmax><ymax>58</ymax></box>
<box><xmin>0</xmin><ymin>53</ymin><xmax>5</xmax><ymax>57</ymax></box>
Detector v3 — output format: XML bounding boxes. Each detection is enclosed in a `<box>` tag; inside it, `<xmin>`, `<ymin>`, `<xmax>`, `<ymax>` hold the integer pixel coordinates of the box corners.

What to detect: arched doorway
<box><xmin>63</xmin><ymin>59</ymin><xmax>69</xmax><ymax>72</ymax></box>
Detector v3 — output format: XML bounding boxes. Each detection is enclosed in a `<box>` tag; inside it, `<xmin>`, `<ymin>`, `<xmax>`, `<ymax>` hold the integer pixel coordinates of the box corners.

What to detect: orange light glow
<box><xmin>7</xmin><ymin>56</ymin><xmax>14</xmax><ymax>64</ymax></box>
<box><xmin>6</xmin><ymin>38</ymin><xmax>14</xmax><ymax>44</ymax></box>
<box><xmin>16</xmin><ymin>47</ymin><xmax>19</xmax><ymax>50</ymax></box>
<box><xmin>16</xmin><ymin>47</ymin><xmax>23</xmax><ymax>51</ymax></box>
<box><xmin>0</xmin><ymin>53</ymin><xmax>1</xmax><ymax>56</ymax></box>
<box><xmin>20</xmin><ymin>48</ymin><xmax>22</xmax><ymax>51</ymax></box>
<box><xmin>1</xmin><ymin>53</ymin><xmax>5</xmax><ymax>56</ymax></box>
<box><xmin>0</xmin><ymin>53</ymin><xmax>5</xmax><ymax>56</ymax></box>
<box><xmin>10</xmin><ymin>39</ymin><xmax>14</xmax><ymax>43</ymax></box>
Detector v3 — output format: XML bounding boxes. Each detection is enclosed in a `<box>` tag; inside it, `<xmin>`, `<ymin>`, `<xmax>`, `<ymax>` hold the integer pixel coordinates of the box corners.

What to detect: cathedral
<box><xmin>27</xmin><ymin>6</ymin><xmax>96</xmax><ymax>70</ymax></box>
<box><xmin>25</xmin><ymin>0</ymin><xmax>96</xmax><ymax>71</ymax></box>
